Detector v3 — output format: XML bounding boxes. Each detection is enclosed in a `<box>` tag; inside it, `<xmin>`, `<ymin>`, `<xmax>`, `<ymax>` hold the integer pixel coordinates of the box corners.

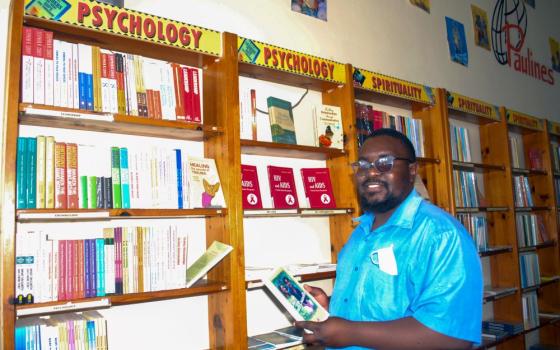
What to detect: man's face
<box><xmin>356</xmin><ymin>136</ymin><xmax>417</xmax><ymax>214</ymax></box>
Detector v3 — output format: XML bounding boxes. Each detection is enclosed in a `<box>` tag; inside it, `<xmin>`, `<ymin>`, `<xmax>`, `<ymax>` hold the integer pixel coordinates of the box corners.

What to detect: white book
<box><xmin>159</xmin><ymin>61</ymin><xmax>173</xmax><ymax>120</ymax></box>
<box><xmin>107</xmin><ymin>53</ymin><xmax>118</xmax><ymax>113</ymax></box>
<box><xmin>125</xmin><ymin>54</ymin><xmax>138</xmax><ymax>116</ymax></box>
<box><xmin>33</xmin><ymin>28</ymin><xmax>45</xmax><ymax>105</ymax></box>
<box><xmin>21</xmin><ymin>26</ymin><xmax>34</xmax><ymax>103</ymax></box>
<box><xmin>103</xmin><ymin>229</ymin><xmax>115</xmax><ymax>295</ymax></box>
<box><xmin>100</xmin><ymin>50</ymin><xmax>111</xmax><ymax>113</ymax></box>
<box><xmin>44</xmin><ymin>31</ymin><xmax>54</xmax><ymax>106</ymax></box>
<box><xmin>72</xmin><ymin>43</ymin><xmax>79</xmax><ymax>109</ymax></box>
<box><xmin>313</xmin><ymin>104</ymin><xmax>343</xmax><ymax>149</ymax></box>
<box><xmin>185</xmin><ymin>241</ymin><xmax>232</xmax><ymax>288</ymax></box>
<box><xmin>60</xmin><ymin>41</ymin><xmax>69</xmax><ymax>108</ymax></box>
<box><xmin>53</xmin><ymin>39</ymin><xmax>62</xmax><ymax>107</ymax></box>
<box><xmin>38</xmin><ymin>231</ymin><xmax>50</xmax><ymax>302</ymax></box>
<box><xmin>263</xmin><ymin>267</ymin><xmax>329</xmax><ymax>322</ymax></box>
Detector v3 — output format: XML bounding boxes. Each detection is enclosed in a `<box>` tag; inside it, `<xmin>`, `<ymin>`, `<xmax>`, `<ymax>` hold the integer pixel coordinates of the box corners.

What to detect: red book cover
<box><xmin>54</xmin><ymin>142</ymin><xmax>67</xmax><ymax>209</ymax></box>
<box><xmin>66</xmin><ymin>143</ymin><xmax>78</xmax><ymax>209</ymax></box>
<box><xmin>146</xmin><ymin>89</ymin><xmax>155</xmax><ymax>118</ymax></box>
<box><xmin>171</xmin><ymin>63</ymin><xmax>185</xmax><ymax>121</ymax></box>
<box><xmin>58</xmin><ymin>240</ymin><xmax>66</xmax><ymax>301</ymax></box>
<box><xmin>241</xmin><ymin>164</ymin><xmax>263</xmax><ymax>209</ymax></box>
<box><xmin>77</xmin><ymin>239</ymin><xmax>85</xmax><ymax>299</ymax></box>
<box><xmin>21</xmin><ymin>26</ymin><xmax>34</xmax><ymax>103</ymax></box>
<box><xmin>68</xmin><ymin>239</ymin><xmax>76</xmax><ymax>300</ymax></box>
<box><xmin>115</xmin><ymin>53</ymin><xmax>126</xmax><ymax>114</ymax></box>
<box><xmin>188</xmin><ymin>67</ymin><xmax>202</xmax><ymax>123</ymax></box>
<box><xmin>373</xmin><ymin>110</ymin><xmax>384</xmax><ymax>130</ymax></box>
<box><xmin>181</xmin><ymin>66</ymin><xmax>193</xmax><ymax>122</ymax></box>
<box><xmin>267</xmin><ymin>165</ymin><xmax>299</xmax><ymax>209</ymax></box>
<box><xmin>300</xmin><ymin>168</ymin><xmax>336</xmax><ymax>208</ymax></box>
<box><xmin>154</xmin><ymin>90</ymin><xmax>163</xmax><ymax>120</ymax></box>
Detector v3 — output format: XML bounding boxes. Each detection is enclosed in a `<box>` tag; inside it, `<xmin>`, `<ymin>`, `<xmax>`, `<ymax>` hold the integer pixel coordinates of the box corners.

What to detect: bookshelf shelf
<box><xmin>452</xmin><ymin>161</ymin><xmax>505</xmax><ymax>171</ymax></box>
<box><xmin>455</xmin><ymin>207</ymin><xmax>509</xmax><ymax>213</ymax></box>
<box><xmin>518</xmin><ymin>240</ymin><xmax>556</xmax><ymax>252</ymax></box>
<box><xmin>243</xmin><ymin>208</ymin><xmax>353</xmax><ymax>217</ymax></box>
<box><xmin>240</xmin><ymin>140</ymin><xmax>346</xmax><ymax>160</ymax></box>
<box><xmin>479</xmin><ymin>246</ymin><xmax>513</xmax><ymax>257</ymax></box>
<box><xmin>16</xmin><ymin>208</ymin><xmax>227</xmax><ymax>221</ymax></box>
<box><xmin>19</xmin><ymin>104</ymin><xmax>223</xmax><ymax>141</ymax></box>
<box><xmin>16</xmin><ymin>297</ymin><xmax>111</xmax><ymax>317</ymax></box>
<box><xmin>511</xmin><ymin>167</ymin><xmax>548</xmax><ymax>176</ymax></box>
<box><xmin>514</xmin><ymin>206</ymin><xmax>552</xmax><ymax>212</ymax></box>
<box><xmin>521</xmin><ymin>276</ymin><xmax>560</xmax><ymax>293</ymax></box>
<box><xmin>483</xmin><ymin>287</ymin><xmax>517</xmax><ymax>304</ymax></box>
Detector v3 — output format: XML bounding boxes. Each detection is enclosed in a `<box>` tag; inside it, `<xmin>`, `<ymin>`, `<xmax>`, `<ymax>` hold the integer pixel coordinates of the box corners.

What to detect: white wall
<box><xmin>127</xmin><ymin>0</ymin><xmax>560</xmax><ymax>120</ymax></box>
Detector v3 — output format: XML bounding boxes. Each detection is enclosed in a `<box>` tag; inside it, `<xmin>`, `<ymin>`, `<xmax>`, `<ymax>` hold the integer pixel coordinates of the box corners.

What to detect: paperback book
<box><xmin>185</xmin><ymin>241</ymin><xmax>233</xmax><ymax>288</ymax></box>
<box><xmin>313</xmin><ymin>104</ymin><xmax>343</xmax><ymax>149</ymax></box>
<box><xmin>267</xmin><ymin>166</ymin><xmax>299</xmax><ymax>209</ymax></box>
<box><xmin>267</xmin><ymin>97</ymin><xmax>296</xmax><ymax>145</ymax></box>
<box><xmin>241</xmin><ymin>164</ymin><xmax>263</xmax><ymax>209</ymax></box>
<box><xmin>300</xmin><ymin>168</ymin><xmax>336</xmax><ymax>208</ymax></box>
<box><xmin>186</xmin><ymin>156</ymin><xmax>226</xmax><ymax>208</ymax></box>
<box><xmin>263</xmin><ymin>267</ymin><xmax>329</xmax><ymax>322</ymax></box>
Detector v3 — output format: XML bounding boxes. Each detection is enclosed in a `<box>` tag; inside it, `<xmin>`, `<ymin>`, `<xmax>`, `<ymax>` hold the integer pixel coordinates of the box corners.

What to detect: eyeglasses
<box><xmin>350</xmin><ymin>155</ymin><xmax>412</xmax><ymax>175</ymax></box>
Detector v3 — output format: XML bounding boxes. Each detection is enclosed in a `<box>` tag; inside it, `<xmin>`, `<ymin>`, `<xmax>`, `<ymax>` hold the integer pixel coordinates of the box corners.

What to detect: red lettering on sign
<box><xmin>77</xmin><ymin>2</ymin><xmax>90</xmax><ymax>23</ymax></box>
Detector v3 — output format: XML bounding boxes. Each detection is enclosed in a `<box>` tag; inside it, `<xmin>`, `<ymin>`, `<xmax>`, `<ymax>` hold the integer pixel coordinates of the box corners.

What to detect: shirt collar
<box><xmin>354</xmin><ymin>189</ymin><xmax>423</xmax><ymax>233</ymax></box>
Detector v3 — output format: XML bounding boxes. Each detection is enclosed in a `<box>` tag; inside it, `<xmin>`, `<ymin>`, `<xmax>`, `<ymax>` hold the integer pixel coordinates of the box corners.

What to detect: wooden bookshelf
<box><xmin>240</xmin><ymin>139</ymin><xmax>346</xmax><ymax>160</ymax></box>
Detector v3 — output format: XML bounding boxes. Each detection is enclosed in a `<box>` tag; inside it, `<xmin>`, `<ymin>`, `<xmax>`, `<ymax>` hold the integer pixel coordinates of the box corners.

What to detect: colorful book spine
<box><xmin>33</xmin><ymin>28</ymin><xmax>45</xmax><ymax>105</ymax></box>
<box><xmin>54</xmin><ymin>142</ymin><xmax>67</xmax><ymax>209</ymax></box>
<box><xmin>96</xmin><ymin>238</ymin><xmax>105</xmax><ymax>297</ymax></box>
<box><xmin>45</xmin><ymin>136</ymin><xmax>55</xmax><ymax>208</ymax></box>
<box><xmin>66</xmin><ymin>143</ymin><xmax>78</xmax><ymax>209</ymax></box>
<box><xmin>175</xmin><ymin>149</ymin><xmax>183</xmax><ymax>209</ymax></box>
<box><xmin>27</xmin><ymin>137</ymin><xmax>37</xmax><ymax>209</ymax></box>
<box><xmin>119</xmin><ymin>147</ymin><xmax>131</xmax><ymax>209</ymax></box>
<box><xmin>16</xmin><ymin>137</ymin><xmax>28</xmax><ymax>209</ymax></box>
<box><xmin>21</xmin><ymin>26</ymin><xmax>34</xmax><ymax>103</ymax></box>
<box><xmin>44</xmin><ymin>31</ymin><xmax>54</xmax><ymax>106</ymax></box>
<box><xmin>111</xmin><ymin>147</ymin><xmax>122</xmax><ymax>209</ymax></box>
<box><xmin>36</xmin><ymin>136</ymin><xmax>46</xmax><ymax>208</ymax></box>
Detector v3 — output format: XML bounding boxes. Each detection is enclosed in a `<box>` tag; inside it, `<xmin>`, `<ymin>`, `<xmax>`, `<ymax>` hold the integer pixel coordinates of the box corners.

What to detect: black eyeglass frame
<box><xmin>350</xmin><ymin>155</ymin><xmax>413</xmax><ymax>175</ymax></box>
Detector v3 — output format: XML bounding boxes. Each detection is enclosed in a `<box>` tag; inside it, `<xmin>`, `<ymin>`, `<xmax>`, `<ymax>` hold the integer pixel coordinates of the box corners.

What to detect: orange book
<box><xmin>66</xmin><ymin>143</ymin><xmax>78</xmax><ymax>209</ymax></box>
<box><xmin>54</xmin><ymin>142</ymin><xmax>67</xmax><ymax>209</ymax></box>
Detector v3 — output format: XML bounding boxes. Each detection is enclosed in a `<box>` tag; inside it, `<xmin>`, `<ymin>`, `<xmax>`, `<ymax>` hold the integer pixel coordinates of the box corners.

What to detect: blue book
<box><xmin>27</xmin><ymin>137</ymin><xmax>37</xmax><ymax>209</ymax></box>
<box><xmin>119</xmin><ymin>148</ymin><xmax>131</xmax><ymax>209</ymax></box>
<box><xmin>90</xmin><ymin>239</ymin><xmax>97</xmax><ymax>298</ymax></box>
<box><xmin>78</xmin><ymin>71</ymin><xmax>87</xmax><ymax>110</ymax></box>
<box><xmin>15</xmin><ymin>326</ymin><xmax>25</xmax><ymax>350</ymax></box>
<box><xmin>84</xmin><ymin>239</ymin><xmax>91</xmax><ymax>298</ymax></box>
<box><xmin>86</xmin><ymin>320</ymin><xmax>96</xmax><ymax>349</ymax></box>
<box><xmin>86</xmin><ymin>73</ymin><xmax>94</xmax><ymax>111</ymax></box>
<box><xmin>96</xmin><ymin>238</ymin><xmax>105</xmax><ymax>296</ymax></box>
<box><xmin>175</xmin><ymin>149</ymin><xmax>183</xmax><ymax>209</ymax></box>
<box><xmin>16</xmin><ymin>137</ymin><xmax>28</xmax><ymax>209</ymax></box>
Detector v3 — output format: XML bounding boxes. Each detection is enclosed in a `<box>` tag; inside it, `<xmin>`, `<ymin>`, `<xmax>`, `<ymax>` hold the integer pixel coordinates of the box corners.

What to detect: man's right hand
<box><xmin>303</xmin><ymin>285</ymin><xmax>330</xmax><ymax>311</ymax></box>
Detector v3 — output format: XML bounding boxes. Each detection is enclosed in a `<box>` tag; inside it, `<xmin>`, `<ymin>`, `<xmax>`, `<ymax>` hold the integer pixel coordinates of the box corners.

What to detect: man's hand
<box><xmin>303</xmin><ymin>284</ymin><xmax>329</xmax><ymax>311</ymax></box>
<box><xmin>295</xmin><ymin>317</ymin><xmax>352</xmax><ymax>347</ymax></box>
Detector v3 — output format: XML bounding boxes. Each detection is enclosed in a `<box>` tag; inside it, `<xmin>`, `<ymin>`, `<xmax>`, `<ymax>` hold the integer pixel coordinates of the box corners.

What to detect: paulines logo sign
<box><xmin>491</xmin><ymin>0</ymin><xmax>554</xmax><ymax>85</ymax></box>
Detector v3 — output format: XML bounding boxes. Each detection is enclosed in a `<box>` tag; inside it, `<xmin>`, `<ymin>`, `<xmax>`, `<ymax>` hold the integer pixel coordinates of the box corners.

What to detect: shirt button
<box><xmin>344</xmin><ymin>298</ymin><xmax>348</xmax><ymax>302</ymax></box>
<box><xmin>354</xmin><ymin>267</ymin><xmax>358</xmax><ymax>271</ymax></box>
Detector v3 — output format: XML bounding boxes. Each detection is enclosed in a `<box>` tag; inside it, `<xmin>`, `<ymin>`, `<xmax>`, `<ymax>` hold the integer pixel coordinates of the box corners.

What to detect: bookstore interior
<box><xmin>1</xmin><ymin>0</ymin><xmax>560</xmax><ymax>349</ymax></box>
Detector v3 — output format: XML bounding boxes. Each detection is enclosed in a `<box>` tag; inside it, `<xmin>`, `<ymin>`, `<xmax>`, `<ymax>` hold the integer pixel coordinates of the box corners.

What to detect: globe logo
<box><xmin>491</xmin><ymin>0</ymin><xmax>527</xmax><ymax>65</ymax></box>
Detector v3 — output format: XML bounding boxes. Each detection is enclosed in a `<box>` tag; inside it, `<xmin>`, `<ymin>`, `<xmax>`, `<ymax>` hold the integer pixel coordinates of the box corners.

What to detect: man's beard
<box><xmin>359</xmin><ymin>192</ymin><xmax>402</xmax><ymax>214</ymax></box>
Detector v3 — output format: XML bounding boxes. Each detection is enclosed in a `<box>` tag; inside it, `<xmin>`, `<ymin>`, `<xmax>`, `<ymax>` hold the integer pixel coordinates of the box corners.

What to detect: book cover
<box><xmin>241</xmin><ymin>164</ymin><xmax>263</xmax><ymax>209</ymax></box>
<box><xmin>262</xmin><ymin>267</ymin><xmax>329</xmax><ymax>322</ymax></box>
<box><xmin>267</xmin><ymin>97</ymin><xmax>296</xmax><ymax>144</ymax></box>
<box><xmin>313</xmin><ymin>104</ymin><xmax>343</xmax><ymax>149</ymax></box>
<box><xmin>186</xmin><ymin>156</ymin><xmax>225</xmax><ymax>208</ymax></box>
<box><xmin>300</xmin><ymin>168</ymin><xmax>336</xmax><ymax>208</ymax></box>
<box><xmin>267</xmin><ymin>166</ymin><xmax>299</xmax><ymax>209</ymax></box>
<box><xmin>54</xmin><ymin>142</ymin><xmax>67</xmax><ymax>209</ymax></box>
<box><xmin>21</xmin><ymin>26</ymin><xmax>34</xmax><ymax>103</ymax></box>
<box><xmin>185</xmin><ymin>241</ymin><xmax>233</xmax><ymax>288</ymax></box>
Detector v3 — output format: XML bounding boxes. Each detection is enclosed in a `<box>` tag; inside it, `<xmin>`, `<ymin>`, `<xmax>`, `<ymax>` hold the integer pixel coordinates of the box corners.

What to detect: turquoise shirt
<box><xmin>330</xmin><ymin>190</ymin><xmax>482</xmax><ymax>349</ymax></box>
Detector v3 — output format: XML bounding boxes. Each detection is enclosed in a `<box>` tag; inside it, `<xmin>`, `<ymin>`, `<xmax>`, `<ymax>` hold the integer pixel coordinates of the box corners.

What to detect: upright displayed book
<box><xmin>300</xmin><ymin>168</ymin><xmax>336</xmax><ymax>209</ymax></box>
<box><xmin>267</xmin><ymin>166</ymin><xmax>299</xmax><ymax>209</ymax></box>
<box><xmin>241</xmin><ymin>164</ymin><xmax>263</xmax><ymax>209</ymax></box>
<box><xmin>267</xmin><ymin>97</ymin><xmax>296</xmax><ymax>145</ymax></box>
<box><xmin>186</xmin><ymin>156</ymin><xmax>225</xmax><ymax>208</ymax></box>
<box><xmin>313</xmin><ymin>104</ymin><xmax>343</xmax><ymax>149</ymax></box>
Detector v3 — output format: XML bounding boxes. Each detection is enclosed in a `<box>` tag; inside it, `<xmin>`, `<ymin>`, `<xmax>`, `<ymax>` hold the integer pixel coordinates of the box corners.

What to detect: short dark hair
<box><xmin>363</xmin><ymin>128</ymin><xmax>417</xmax><ymax>162</ymax></box>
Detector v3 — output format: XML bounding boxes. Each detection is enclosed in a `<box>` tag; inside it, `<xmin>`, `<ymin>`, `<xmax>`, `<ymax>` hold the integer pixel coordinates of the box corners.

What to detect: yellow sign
<box><xmin>549</xmin><ymin>121</ymin><xmax>560</xmax><ymax>136</ymax></box>
<box><xmin>237</xmin><ymin>37</ymin><xmax>345</xmax><ymax>84</ymax></box>
<box><xmin>446</xmin><ymin>91</ymin><xmax>500</xmax><ymax>121</ymax></box>
<box><xmin>506</xmin><ymin>109</ymin><xmax>543</xmax><ymax>130</ymax></box>
<box><xmin>352</xmin><ymin>67</ymin><xmax>434</xmax><ymax>105</ymax></box>
<box><xmin>24</xmin><ymin>0</ymin><xmax>222</xmax><ymax>56</ymax></box>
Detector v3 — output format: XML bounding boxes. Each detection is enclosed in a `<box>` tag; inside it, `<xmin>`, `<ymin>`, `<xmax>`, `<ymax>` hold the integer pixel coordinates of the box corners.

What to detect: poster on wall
<box><xmin>524</xmin><ymin>0</ymin><xmax>535</xmax><ymax>9</ymax></box>
<box><xmin>445</xmin><ymin>16</ymin><xmax>468</xmax><ymax>66</ymax></box>
<box><xmin>471</xmin><ymin>5</ymin><xmax>490</xmax><ymax>50</ymax></box>
<box><xmin>291</xmin><ymin>0</ymin><xmax>327</xmax><ymax>21</ymax></box>
<box><xmin>550</xmin><ymin>38</ymin><xmax>560</xmax><ymax>73</ymax></box>
<box><xmin>409</xmin><ymin>0</ymin><xmax>430</xmax><ymax>13</ymax></box>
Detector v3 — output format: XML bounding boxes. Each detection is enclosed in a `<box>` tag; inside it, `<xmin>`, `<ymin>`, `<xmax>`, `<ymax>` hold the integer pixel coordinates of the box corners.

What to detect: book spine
<box><xmin>96</xmin><ymin>238</ymin><xmax>105</xmax><ymax>296</ymax></box>
<box><xmin>104</xmin><ymin>177</ymin><xmax>113</xmax><ymax>209</ymax></box>
<box><xmin>111</xmin><ymin>147</ymin><xmax>122</xmax><ymax>208</ymax></box>
<box><xmin>33</xmin><ymin>28</ymin><xmax>45</xmax><ymax>105</ymax></box>
<box><xmin>21</xmin><ymin>26</ymin><xmax>34</xmax><ymax>103</ymax></box>
<box><xmin>54</xmin><ymin>142</ymin><xmax>67</xmax><ymax>209</ymax></box>
<box><xmin>182</xmin><ymin>67</ymin><xmax>192</xmax><ymax>122</ymax></box>
<box><xmin>66</xmin><ymin>143</ymin><xmax>78</xmax><ymax>209</ymax></box>
<box><xmin>115</xmin><ymin>53</ymin><xmax>126</xmax><ymax>114</ymax></box>
<box><xmin>45</xmin><ymin>136</ymin><xmax>55</xmax><ymax>208</ymax></box>
<box><xmin>88</xmin><ymin>176</ymin><xmax>97</xmax><ymax>209</ymax></box>
<box><xmin>96</xmin><ymin>176</ymin><xmax>104</xmax><ymax>209</ymax></box>
<box><xmin>107</xmin><ymin>53</ymin><xmax>118</xmax><ymax>113</ymax></box>
<box><xmin>36</xmin><ymin>136</ymin><xmax>46</xmax><ymax>208</ymax></box>
<box><xmin>27</xmin><ymin>137</ymin><xmax>37</xmax><ymax>209</ymax></box>
<box><xmin>175</xmin><ymin>150</ymin><xmax>183</xmax><ymax>209</ymax></box>
<box><xmin>119</xmin><ymin>147</ymin><xmax>131</xmax><ymax>209</ymax></box>
<box><xmin>58</xmin><ymin>240</ymin><xmax>66</xmax><ymax>300</ymax></box>
<box><xmin>71</xmin><ymin>43</ymin><xmax>79</xmax><ymax>109</ymax></box>
<box><xmin>16</xmin><ymin>137</ymin><xmax>28</xmax><ymax>209</ymax></box>
<box><xmin>44</xmin><ymin>31</ymin><xmax>54</xmax><ymax>106</ymax></box>
<box><xmin>189</xmin><ymin>67</ymin><xmax>202</xmax><ymax>123</ymax></box>
<box><xmin>115</xmin><ymin>228</ymin><xmax>123</xmax><ymax>294</ymax></box>
<box><xmin>80</xmin><ymin>176</ymin><xmax>88</xmax><ymax>208</ymax></box>
<box><xmin>77</xmin><ymin>239</ymin><xmax>84</xmax><ymax>299</ymax></box>
<box><xmin>84</xmin><ymin>239</ymin><xmax>91</xmax><ymax>297</ymax></box>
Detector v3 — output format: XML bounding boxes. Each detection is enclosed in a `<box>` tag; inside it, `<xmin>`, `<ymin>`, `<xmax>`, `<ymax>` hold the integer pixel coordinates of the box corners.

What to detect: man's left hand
<box><xmin>295</xmin><ymin>317</ymin><xmax>352</xmax><ymax>347</ymax></box>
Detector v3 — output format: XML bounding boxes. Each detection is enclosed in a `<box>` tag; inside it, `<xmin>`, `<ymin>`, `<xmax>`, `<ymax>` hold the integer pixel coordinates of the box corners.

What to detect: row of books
<box><xmin>519</xmin><ymin>252</ymin><xmax>541</xmax><ymax>288</ymax></box>
<box><xmin>242</xmin><ymin>165</ymin><xmax>336</xmax><ymax>209</ymax></box>
<box><xmin>15</xmin><ymin>311</ymin><xmax>107</xmax><ymax>350</ymax></box>
<box><xmin>456</xmin><ymin>214</ymin><xmax>488</xmax><ymax>251</ymax></box>
<box><xmin>481</xmin><ymin>319</ymin><xmax>523</xmax><ymax>341</ymax></box>
<box><xmin>452</xmin><ymin>170</ymin><xmax>480</xmax><ymax>208</ymax></box>
<box><xmin>522</xmin><ymin>292</ymin><xmax>540</xmax><ymax>330</ymax></box>
<box><xmin>16</xmin><ymin>226</ymin><xmax>189</xmax><ymax>303</ymax></box>
<box><xmin>16</xmin><ymin>136</ymin><xmax>225</xmax><ymax>210</ymax></box>
<box><xmin>239</xmin><ymin>89</ymin><xmax>344</xmax><ymax>149</ymax></box>
<box><xmin>513</xmin><ymin>175</ymin><xmax>534</xmax><ymax>207</ymax></box>
<box><xmin>550</xmin><ymin>141</ymin><xmax>560</xmax><ymax>172</ymax></box>
<box><xmin>509</xmin><ymin>136</ymin><xmax>525</xmax><ymax>169</ymax></box>
<box><xmin>355</xmin><ymin>101</ymin><xmax>425</xmax><ymax>156</ymax></box>
<box><xmin>21</xmin><ymin>26</ymin><xmax>203</xmax><ymax>122</ymax></box>
<box><xmin>515</xmin><ymin>214</ymin><xmax>549</xmax><ymax>248</ymax></box>
<box><xmin>449</xmin><ymin>124</ymin><xmax>472</xmax><ymax>162</ymax></box>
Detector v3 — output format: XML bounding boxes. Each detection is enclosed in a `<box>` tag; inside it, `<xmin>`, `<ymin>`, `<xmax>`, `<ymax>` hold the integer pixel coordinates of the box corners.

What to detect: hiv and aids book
<box><xmin>300</xmin><ymin>168</ymin><xmax>336</xmax><ymax>209</ymax></box>
<box><xmin>267</xmin><ymin>166</ymin><xmax>299</xmax><ymax>209</ymax></box>
<box><xmin>241</xmin><ymin>164</ymin><xmax>263</xmax><ymax>209</ymax></box>
<box><xmin>263</xmin><ymin>267</ymin><xmax>329</xmax><ymax>322</ymax></box>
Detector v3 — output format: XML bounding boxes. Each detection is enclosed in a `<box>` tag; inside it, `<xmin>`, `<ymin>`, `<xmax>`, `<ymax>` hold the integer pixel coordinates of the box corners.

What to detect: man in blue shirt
<box><xmin>296</xmin><ymin>128</ymin><xmax>482</xmax><ymax>349</ymax></box>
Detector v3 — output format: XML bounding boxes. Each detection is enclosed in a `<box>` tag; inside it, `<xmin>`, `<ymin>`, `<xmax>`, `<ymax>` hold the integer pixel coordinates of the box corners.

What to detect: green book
<box><xmin>185</xmin><ymin>241</ymin><xmax>233</xmax><ymax>288</ymax></box>
<box><xmin>267</xmin><ymin>97</ymin><xmax>296</xmax><ymax>145</ymax></box>
<box><xmin>111</xmin><ymin>147</ymin><xmax>122</xmax><ymax>209</ymax></box>
<box><xmin>88</xmin><ymin>176</ymin><xmax>97</xmax><ymax>209</ymax></box>
<box><xmin>80</xmin><ymin>175</ymin><xmax>89</xmax><ymax>209</ymax></box>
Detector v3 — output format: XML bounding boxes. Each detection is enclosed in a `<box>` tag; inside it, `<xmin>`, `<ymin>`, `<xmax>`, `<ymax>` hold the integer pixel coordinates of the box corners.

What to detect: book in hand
<box><xmin>300</xmin><ymin>168</ymin><xmax>336</xmax><ymax>209</ymax></box>
<box><xmin>267</xmin><ymin>166</ymin><xmax>299</xmax><ymax>209</ymax></box>
<box><xmin>185</xmin><ymin>241</ymin><xmax>233</xmax><ymax>288</ymax></box>
<box><xmin>186</xmin><ymin>156</ymin><xmax>226</xmax><ymax>208</ymax></box>
<box><xmin>313</xmin><ymin>104</ymin><xmax>343</xmax><ymax>149</ymax></box>
<box><xmin>267</xmin><ymin>97</ymin><xmax>297</xmax><ymax>145</ymax></box>
<box><xmin>263</xmin><ymin>267</ymin><xmax>329</xmax><ymax>322</ymax></box>
<box><xmin>241</xmin><ymin>164</ymin><xmax>263</xmax><ymax>209</ymax></box>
